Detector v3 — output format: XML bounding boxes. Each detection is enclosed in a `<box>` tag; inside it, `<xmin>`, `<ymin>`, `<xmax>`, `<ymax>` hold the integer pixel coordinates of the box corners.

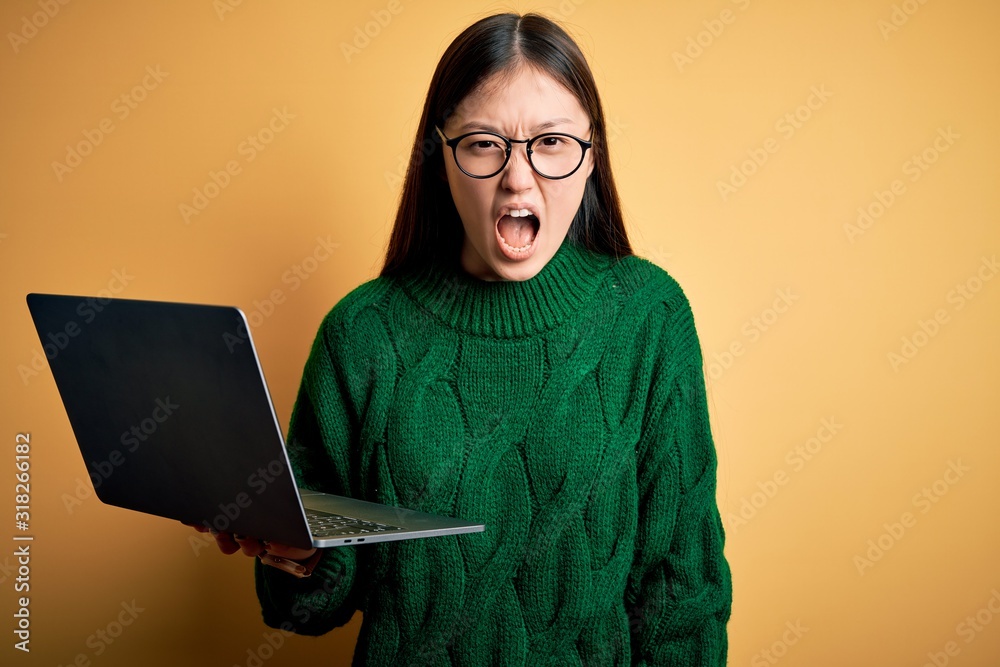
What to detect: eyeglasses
<box><xmin>435</xmin><ymin>126</ymin><xmax>593</xmax><ymax>180</ymax></box>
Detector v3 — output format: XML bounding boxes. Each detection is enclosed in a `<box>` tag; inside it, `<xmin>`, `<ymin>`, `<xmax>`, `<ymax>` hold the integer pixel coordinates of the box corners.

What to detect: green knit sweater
<box><xmin>255</xmin><ymin>236</ymin><xmax>732</xmax><ymax>666</ymax></box>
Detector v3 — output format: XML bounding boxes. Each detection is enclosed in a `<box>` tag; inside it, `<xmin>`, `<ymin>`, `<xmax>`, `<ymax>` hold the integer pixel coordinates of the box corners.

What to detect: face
<box><xmin>441</xmin><ymin>66</ymin><xmax>594</xmax><ymax>282</ymax></box>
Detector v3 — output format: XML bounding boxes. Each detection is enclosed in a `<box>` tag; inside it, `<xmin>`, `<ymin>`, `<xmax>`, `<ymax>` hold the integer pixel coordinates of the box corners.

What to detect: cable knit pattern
<box><xmin>255</xmin><ymin>237</ymin><xmax>732</xmax><ymax>666</ymax></box>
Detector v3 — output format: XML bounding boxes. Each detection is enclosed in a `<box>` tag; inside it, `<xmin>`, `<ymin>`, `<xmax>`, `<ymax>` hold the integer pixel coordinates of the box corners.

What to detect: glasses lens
<box><xmin>452</xmin><ymin>132</ymin><xmax>586</xmax><ymax>178</ymax></box>
<box><xmin>529</xmin><ymin>134</ymin><xmax>585</xmax><ymax>178</ymax></box>
<box><xmin>454</xmin><ymin>134</ymin><xmax>508</xmax><ymax>177</ymax></box>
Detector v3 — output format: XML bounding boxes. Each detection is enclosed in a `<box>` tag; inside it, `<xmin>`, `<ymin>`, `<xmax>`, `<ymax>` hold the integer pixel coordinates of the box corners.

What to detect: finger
<box><xmin>181</xmin><ymin>521</ymin><xmax>210</xmax><ymax>533</ymax></box>
<box><xmin>264</xmin><ymin>542</ymin><xmax>318</xmax><ymax>561</ymax></box>
<box><xmin>233</xmin><ymin>534</ymin><xmax>266</xmax><ymax>557</ymax></box>
<box><xmin>211</xmin><ymin>530</ymin><xmax>242</xmax><ymax>555</ymax></box>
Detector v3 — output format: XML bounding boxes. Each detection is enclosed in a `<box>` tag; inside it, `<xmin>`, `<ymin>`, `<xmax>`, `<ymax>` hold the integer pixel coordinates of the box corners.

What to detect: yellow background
<box><xmin>2</xmin><ymin>0</ymin><xmax>998</xmax><ymax>665</ymax></box>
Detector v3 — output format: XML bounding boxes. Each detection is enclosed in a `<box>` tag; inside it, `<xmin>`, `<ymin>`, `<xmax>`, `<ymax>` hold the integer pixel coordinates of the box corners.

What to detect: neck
<box><xmin>396</xmin><ymin>236</ymin><xmax>614</xmax><ymax>338</ymax></box>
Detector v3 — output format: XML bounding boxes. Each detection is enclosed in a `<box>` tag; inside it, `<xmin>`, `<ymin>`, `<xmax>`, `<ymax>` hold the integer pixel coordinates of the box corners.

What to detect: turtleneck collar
<box><xmin>395</xmin><ymin>237</ymin><xmax>614</xmax><ymax>339</ymax></box>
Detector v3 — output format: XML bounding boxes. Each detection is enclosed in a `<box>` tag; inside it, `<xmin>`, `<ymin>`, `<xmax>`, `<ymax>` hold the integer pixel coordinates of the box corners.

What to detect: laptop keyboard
<box><xmin>305</xmin><ymin>508</ymin><xmax>404</xmax><ymax>539</ymax></box>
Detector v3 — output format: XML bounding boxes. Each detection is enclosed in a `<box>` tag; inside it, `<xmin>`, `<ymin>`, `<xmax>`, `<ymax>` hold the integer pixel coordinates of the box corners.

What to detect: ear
<box><xmin>436</xmin><ymin>139</ymin><xmax>451</xmax><ymax>182</ymax></box>
<box><xmin>584</xmin><ymin>138</ymin><xmax>596</xmax><ymax>180</ymax></box>
<box><xmin>433</xmin><ymin>124</ymin><xmax>451</xmax><ymax>182</ymax></box>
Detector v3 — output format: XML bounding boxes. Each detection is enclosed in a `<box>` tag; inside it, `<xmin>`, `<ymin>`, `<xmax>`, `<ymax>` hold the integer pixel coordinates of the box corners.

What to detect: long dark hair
<box><xmin>379</xmin><ymin>12</ymin><xmax>632</xmax><ymax>278</ymax></box>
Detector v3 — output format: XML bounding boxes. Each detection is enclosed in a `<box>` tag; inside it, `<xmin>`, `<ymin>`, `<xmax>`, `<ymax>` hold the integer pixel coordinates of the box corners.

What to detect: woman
<box><xmin>201</xmin><ymin>12</ymin><xmax>732</xmax><ymax>665</ymax></box>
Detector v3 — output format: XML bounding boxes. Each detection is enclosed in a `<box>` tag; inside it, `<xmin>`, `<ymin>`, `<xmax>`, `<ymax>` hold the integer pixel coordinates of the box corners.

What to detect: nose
<box><xmin>500</xmin><ymin>142</ymin><xmax>534</xmax><ymax>192</ymax></box>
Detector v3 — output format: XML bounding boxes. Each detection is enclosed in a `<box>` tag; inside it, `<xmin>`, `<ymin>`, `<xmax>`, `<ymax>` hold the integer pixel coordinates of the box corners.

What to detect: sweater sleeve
<box><xmin>254</xmin><ymin>307</ymin><xmax>370</xmax><ymax>636</ymax></box>
<box><xmin>627</xmin><ymin>293</ymin><xmax>732</xmax><ymax>666</ymax></box>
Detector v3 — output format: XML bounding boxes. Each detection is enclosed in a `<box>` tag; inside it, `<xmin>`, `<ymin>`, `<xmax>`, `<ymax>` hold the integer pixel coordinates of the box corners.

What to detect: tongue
<box><xmin>498</xmin><ymin>215</ymin><xmax>538</xmax><ymax>248</ymax></box>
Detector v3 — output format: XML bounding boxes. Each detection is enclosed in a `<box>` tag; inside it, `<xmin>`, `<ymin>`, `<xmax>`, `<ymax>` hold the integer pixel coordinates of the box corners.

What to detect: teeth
<box><xmin>509</xmin><ymin>208</ymin><xmax>532</xmax><ymax>218</ymax></box>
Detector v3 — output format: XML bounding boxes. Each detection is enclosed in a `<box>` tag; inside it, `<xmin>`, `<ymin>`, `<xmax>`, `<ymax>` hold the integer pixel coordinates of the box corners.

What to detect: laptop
<box><xmin>25</xmin><ymin>293</ymin><xmax>485</xmax><ymax>549</ymax></box>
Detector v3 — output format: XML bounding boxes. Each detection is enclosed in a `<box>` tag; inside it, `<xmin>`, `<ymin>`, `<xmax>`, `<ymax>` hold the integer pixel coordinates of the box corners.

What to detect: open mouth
<box><xmin>496</xmin><ymin>209</ymin><xmax>540</xmax><ymax>254</ymax></box>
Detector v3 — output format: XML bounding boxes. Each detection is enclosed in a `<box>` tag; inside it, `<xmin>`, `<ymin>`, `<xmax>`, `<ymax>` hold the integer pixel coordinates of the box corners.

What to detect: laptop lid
<box><xmin>26</xmin><ymin>293</ymin><xmax>317</xmax><ymax>549</ymax></box>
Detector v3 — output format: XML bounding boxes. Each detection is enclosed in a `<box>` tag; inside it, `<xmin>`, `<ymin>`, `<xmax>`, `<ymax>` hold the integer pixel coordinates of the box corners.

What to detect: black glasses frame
<box><xmin>434</xmin><ymin>126</ymin><xmax>593</xmax><ymax>180</ymax></box>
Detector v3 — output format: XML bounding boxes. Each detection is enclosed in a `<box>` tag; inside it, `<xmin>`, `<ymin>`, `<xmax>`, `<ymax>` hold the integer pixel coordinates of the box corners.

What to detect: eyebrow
<box><xmin>456</xmin><ymin>118</ymin><xmax>576</xmax><ymax>134</ymax></box>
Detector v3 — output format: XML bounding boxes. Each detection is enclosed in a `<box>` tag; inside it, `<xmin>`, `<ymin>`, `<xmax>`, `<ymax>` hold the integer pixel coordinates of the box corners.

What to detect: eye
<box><xmin>459</xmin><ymin>135</ymin><xmax>506</xmax><ymax>153</ymax></box>
<box><xmin>533</xmin><ymin>135</ymin><xmax>572</xmax><ymax>153</ymax></box>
